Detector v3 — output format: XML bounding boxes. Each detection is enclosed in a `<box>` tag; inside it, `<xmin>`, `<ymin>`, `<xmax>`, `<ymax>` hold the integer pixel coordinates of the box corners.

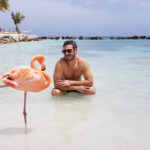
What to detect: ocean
<box><xmin>0</xmin><ymin>39</ymin><xmax>150</xmax><ymax>150</ymax></box>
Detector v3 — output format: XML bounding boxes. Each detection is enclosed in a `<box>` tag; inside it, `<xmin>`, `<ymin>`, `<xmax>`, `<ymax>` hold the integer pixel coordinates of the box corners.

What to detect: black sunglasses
<box><xmin>62</xmin><ymin>49</ymin><xmax>72</xmax><ymax>54</ymax></box>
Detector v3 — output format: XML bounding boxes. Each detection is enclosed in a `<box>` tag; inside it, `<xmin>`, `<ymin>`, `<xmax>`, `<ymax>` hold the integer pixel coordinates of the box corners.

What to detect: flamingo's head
<box><xmin>31</xmin><ymin>55</ymin><xmax>46</xmax><ymax>71</ymax></box>
<box><xmin>41</xmin><ymin>64</ymin><xmax>46</xmax><ymax>71</ymax></box>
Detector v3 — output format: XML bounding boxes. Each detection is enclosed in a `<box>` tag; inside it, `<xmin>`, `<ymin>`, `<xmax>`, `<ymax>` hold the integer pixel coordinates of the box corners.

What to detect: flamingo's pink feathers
<box><xmin>0</xmin><ymin>55</ymin><xmax>51</xmax><ymax>93</ymax></box>
<box><xmin>1</xmin><ymin>66</ymin><xmax>49</xmax><ymax>92</ymax></box>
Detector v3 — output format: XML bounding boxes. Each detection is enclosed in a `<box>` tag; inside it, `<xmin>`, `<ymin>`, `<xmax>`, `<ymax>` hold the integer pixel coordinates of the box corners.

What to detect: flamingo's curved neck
<box><xmin>42</xmin><ymin>71</ymin><xmax>51</xmax><ymax>88</ymax></box>
<box><xmin>31</xmin><ymin>56</ymin><xmax>51</xmax><ymax>88</ymax></box>
<box><xmin>31</xmin><ymin>57</ymin><xmax>39</xmax><ymax>70</ymax></box>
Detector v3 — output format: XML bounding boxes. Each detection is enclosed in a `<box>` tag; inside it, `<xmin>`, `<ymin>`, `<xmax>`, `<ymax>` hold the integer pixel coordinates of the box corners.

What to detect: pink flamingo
<box><xmin>0</xmin><ymin>55</ymin><xmax>51</xmax><ymax>131</ymax></box>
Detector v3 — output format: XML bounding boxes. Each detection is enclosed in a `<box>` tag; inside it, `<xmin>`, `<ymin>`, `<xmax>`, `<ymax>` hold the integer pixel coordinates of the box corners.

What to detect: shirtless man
<box><xmin>51</xmin><ymin>40</ymin><xmax>96</xmax><ymax>96</ymax></box>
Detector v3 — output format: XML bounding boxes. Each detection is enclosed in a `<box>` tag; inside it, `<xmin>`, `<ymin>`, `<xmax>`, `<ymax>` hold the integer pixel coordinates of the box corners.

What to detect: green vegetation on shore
<box><xmin>0</xmin><ymin>0</ymin><xmax>9</xmax><ymax>12</ymax></box>
<box><xmin>11</xmin><ymin>12</ymin><xmax>25</xmax><ymax>33</ymax></box>
<box><xmin>1</xmin><ymin>34</ymin><xmax>150</xmax><ymax>45</ymax></box>
<box><xmin>40</xmin><ymin>35</ymin><xmax>150</xmax><ymax>40</ymax></box>
<box><xmin>0</xmin><ymin>0</ymin><xmax>25</xmax><ymax>33</ymax></box>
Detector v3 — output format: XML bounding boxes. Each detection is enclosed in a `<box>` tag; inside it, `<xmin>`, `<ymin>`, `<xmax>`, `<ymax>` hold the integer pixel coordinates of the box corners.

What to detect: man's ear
<box><xmin>74</xmin><ymin>48</ymin><xmax>77</xmax><ymax>54</ymax></box>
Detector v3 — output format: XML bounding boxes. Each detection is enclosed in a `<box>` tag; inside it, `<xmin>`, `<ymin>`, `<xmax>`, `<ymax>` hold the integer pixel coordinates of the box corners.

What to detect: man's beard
<box><xmin>65</xmin><ymin>54</ymin><xmax>76</xmax><ymax>61</ymax></box>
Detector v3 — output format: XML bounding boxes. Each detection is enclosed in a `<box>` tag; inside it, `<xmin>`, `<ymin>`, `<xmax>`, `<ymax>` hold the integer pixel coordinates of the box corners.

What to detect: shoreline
<box><xmin>40</xmin><ymin>35</ymin><xmax>150</xmax><ymax>40</ymax></box>
<box><xmin>1</xmin><ymin>32</ymin><xmax>150</xmax><ymax>44</ymax></box>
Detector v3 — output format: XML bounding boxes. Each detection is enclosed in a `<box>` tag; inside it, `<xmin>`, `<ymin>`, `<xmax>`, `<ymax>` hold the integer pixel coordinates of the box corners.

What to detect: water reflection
<box><xmin>52</xmin><ymin>93</ymin><xmax>93</xmax><ymax>142</ymax></box>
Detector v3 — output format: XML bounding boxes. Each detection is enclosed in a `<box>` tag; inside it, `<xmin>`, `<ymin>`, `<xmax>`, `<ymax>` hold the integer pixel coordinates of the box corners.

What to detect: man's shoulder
<box><xmin>77</xmin><ymin>56</ymin><xmax>88</xmax><ymax>65</ymax></box>
<box><xmin>56</xmin><ymin>58</ymin><xmax>65</xmax><ymax>64</ymax></box>
<box><xmin>55</xmin><ymin>58</ymin><xmax>65</xmax><ymax>71</ymax></box>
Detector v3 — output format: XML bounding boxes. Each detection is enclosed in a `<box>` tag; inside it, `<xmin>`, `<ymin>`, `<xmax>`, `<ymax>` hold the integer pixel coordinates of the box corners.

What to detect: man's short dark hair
<box><xmin>63</xmin><ymin>40</ymin><xmax>77</xmax><ymax>49</ymax></box>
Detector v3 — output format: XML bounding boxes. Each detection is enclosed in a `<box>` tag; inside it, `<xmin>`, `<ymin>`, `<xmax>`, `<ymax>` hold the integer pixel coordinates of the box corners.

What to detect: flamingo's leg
<box><xmin>0</xmin><ymin>85</ymin><xmax>9</xmax><ymax>88</ymax></box>
<box><xmin>23</xmin><ymin>92</ymin><xmax>27</xmax><ymax>132</ymax></box>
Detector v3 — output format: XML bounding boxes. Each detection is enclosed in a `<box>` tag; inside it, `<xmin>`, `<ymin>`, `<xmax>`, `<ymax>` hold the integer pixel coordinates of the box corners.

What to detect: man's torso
<box><xmin>60</xmin><ymin>57</ymin><xmax>84</xmax><ymax>80</ymax></box>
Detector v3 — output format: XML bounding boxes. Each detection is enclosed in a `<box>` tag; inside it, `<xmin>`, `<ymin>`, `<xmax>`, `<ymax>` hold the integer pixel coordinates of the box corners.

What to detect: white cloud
<box><xmin>138</xmin><ymin>1</ymin><xmax>150</xmax><ymax>7</ymax></box>
<box><xmin>58</xmin><ymin>0</ymin><xmax>150</xmax><ymax>8</ymax></box>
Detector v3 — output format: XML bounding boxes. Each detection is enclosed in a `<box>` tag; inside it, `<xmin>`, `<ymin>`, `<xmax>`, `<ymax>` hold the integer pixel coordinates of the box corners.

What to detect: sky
<box><xmin>0</xmin><ymin>0</ymin><xmax>150</xmax><ymax>36</ymax></box>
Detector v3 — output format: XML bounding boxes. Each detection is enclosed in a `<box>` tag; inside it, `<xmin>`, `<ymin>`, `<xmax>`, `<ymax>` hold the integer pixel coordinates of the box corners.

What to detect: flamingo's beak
<box><xmin>41</xmin><ymin>64</ymin><xmax>46</xmax><ymax>71</ymax></box>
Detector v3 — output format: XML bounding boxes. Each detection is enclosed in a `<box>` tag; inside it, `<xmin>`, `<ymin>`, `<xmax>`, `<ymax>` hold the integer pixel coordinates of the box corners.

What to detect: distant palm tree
<box><xmin>0</xmin><ymin>0</ymin><xmax>10</xmax><ymax>12</ymax></box>
<box><xmin>11</xmin><ymin>12</ymin><xmax>25</xmax><ymax>33</ymax></box>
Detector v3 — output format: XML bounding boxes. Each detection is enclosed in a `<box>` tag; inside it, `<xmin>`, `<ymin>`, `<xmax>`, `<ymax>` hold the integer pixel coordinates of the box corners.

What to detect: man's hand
<box><xmin>57</xmin><ymin>80</ymin><xmax>71</xmax><ymax>87</ymax></box>
<box><xmin>77</xmin><ymin>86</ymin><xmax>94</xmax><ymax>94</ymax></box>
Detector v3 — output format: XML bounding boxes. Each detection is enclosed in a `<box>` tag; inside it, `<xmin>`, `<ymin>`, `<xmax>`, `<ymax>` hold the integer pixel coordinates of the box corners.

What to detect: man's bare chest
<box><xmin>63</xmin><ymin>67</ymin><xmax>82</xmax><ymax>80</ymax></box>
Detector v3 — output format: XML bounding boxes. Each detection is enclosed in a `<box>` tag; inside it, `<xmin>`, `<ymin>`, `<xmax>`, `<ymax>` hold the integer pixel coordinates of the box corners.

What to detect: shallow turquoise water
<box><xmin>0</xmin><ymin>40</ymin><xmax>150</xmax><ymax>150</ymax></box>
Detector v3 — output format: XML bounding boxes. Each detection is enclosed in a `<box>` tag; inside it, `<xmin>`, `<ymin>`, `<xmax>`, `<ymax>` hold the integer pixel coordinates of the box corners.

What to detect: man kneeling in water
<box><xmin>51</xmin><ymin>40</ymin><xmax>96</xmax><ymax>96</ymax></box>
